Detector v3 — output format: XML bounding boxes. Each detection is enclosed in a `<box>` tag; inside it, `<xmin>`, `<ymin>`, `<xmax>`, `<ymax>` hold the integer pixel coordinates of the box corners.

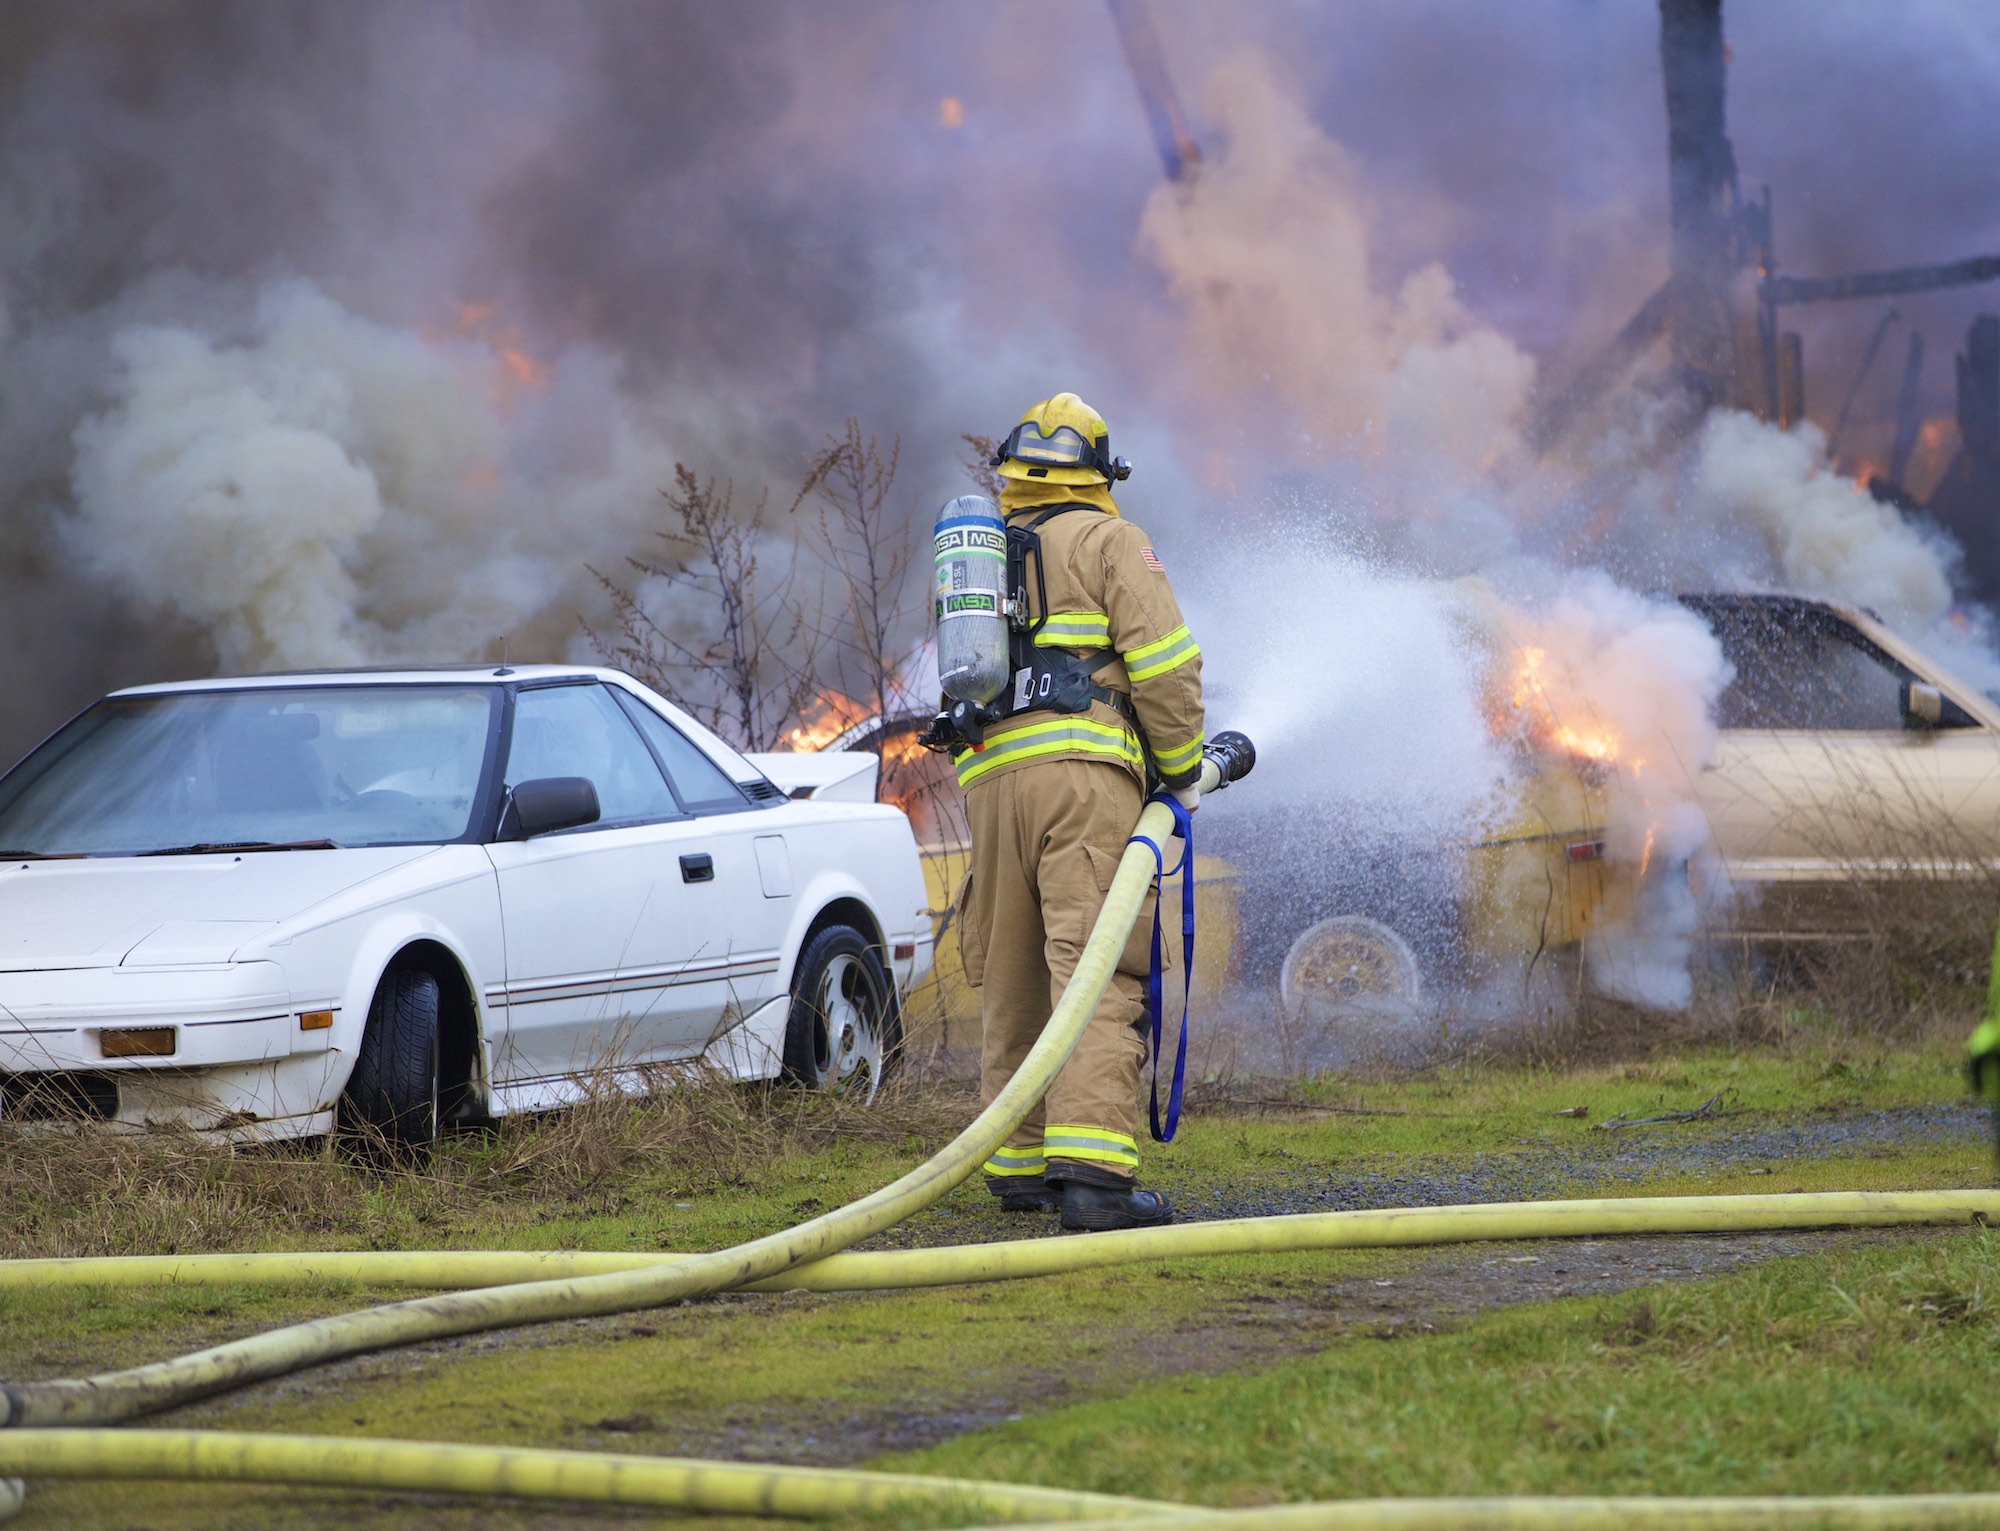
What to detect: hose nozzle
<box><xmin>1199</xmin><ymin>730</ymin><xmax>1256</xmax><ymax>793</ymax></box>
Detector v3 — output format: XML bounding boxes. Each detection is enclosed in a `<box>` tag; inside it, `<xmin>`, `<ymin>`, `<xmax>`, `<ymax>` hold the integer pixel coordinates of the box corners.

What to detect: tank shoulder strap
<box><xmin>1019</xmin><ymin>502</ymin><xmax>1094</xmax><ymax>530</ymax></box>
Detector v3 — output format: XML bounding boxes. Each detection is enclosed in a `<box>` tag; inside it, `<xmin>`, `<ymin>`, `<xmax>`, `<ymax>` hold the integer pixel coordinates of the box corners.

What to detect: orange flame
<box><xmin>1497</xmin><ymin>646</ymin><xmax>1622</xmax><ymax>765</ymax></box>
<box><xmin>781</xmin><ymin>690</ymin><xmax>872</xmax><ymax>752</ymax></box>
<box><xmin>424</xmin><ymin>302</ymin><xmax>552</xmax><ymax>416</ymax></box>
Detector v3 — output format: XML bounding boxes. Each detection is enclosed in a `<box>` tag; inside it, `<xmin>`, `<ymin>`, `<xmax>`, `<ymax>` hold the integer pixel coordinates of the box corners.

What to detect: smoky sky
<box><xmin>2</xmin><ymin>0</ymin><xmax>1996</xmax><ymax>758</ymax></box>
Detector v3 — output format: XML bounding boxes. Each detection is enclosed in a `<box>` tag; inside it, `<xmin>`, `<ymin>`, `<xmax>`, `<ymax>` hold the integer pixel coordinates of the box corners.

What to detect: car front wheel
<box><xmin>339</xmin><ymin>965</ymin><xmax>441</xmax><ymax>1159</ymax></box>
<box><xmin>782</xmin><ymin>925</ymin><xmax>899</xmax><ymax>1103</ymax></box>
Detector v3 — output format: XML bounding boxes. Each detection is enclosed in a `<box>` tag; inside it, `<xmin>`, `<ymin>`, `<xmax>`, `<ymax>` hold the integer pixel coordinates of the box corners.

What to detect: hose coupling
<box><xmin>1201</xmin><ymin>730</ymin><xmax>1256</xmax><ymax>790</ymax></box>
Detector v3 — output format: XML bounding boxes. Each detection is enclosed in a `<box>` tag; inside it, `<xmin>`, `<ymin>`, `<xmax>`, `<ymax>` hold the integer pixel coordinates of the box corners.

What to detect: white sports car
<box><xmin>0</xmin><ymin>666</ymin><xmax>933</xmax><ymax>1144</ymax></box>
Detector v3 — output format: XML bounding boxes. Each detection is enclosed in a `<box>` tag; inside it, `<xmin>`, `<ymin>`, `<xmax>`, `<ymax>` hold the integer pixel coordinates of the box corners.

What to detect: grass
<box><xmin>885</xmin><ymin>1228</ymin><xmax>2000</xmax><ymax>1516</ymax></box>
<box><xmin>0</xmin><ymin>1039</ymin><xmax>1969</xmax><ymax>1262</ymax></box>
<box><xmin>0</xmin><ymin>1036</ymin><xmax>1991</xmax><ymax>1528</ymax></box>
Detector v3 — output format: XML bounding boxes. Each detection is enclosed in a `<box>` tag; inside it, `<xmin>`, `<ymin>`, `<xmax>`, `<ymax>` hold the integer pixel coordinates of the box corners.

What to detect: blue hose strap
<box><xmin>1127</xmin><ymin>792</ymin><xmax>1196</xmax><ymax>1143</ymax></box>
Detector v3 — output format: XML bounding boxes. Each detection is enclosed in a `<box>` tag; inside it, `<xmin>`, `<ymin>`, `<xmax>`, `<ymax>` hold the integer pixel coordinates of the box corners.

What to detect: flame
<box><xmin>424</xmin><ymin>302</ymin><xmax>552</xmax><ymax>415</ymax></box>
<box><xmin>1851</xmin><ymin>460</ymin><xmax>1876</xmax><ymax>488</ymax></box>
<box><xmin>938</xmin><ymin>96</ymin><xmax>965</xmax><ymax>130</ymax></box>
<box><xmin>875</xmin><ymin>725</ymin><xmax>938</xmax><ymax>822</ymax></box>
<box><xmin>1497</xmin><ymin>645</ymin><xmax>1622</xmax><ymax>765</ymax></box>
<box><xmin>781</xmin><ymin>689</ymin><xmax>872</xmax><ymax>752</ymax></box>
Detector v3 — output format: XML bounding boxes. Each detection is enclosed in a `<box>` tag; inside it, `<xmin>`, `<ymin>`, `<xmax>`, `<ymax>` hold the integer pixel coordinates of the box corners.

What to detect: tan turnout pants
<box><xmin>959</xmin><ymin>757</ymin><xmax>1168</xmax><ymax>1184</ymax></box>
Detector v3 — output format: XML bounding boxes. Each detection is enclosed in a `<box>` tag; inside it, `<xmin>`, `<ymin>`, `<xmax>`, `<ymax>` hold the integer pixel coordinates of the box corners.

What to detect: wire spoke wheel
<box><xmin>1279</xmin><ymin>915</ymin><xmax>1430</xmax><ymax>1069</ymax></box>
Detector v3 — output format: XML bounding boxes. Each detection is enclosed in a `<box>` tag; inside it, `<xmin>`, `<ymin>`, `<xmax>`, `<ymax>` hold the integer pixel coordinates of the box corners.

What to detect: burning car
<box><xmin>0</xmin><ymin>666</ymin><xmax>932</xmax><ymax>1142</ymax></box>
<box><xmin>1239</xmin><ymin>590</ymin><xmax>2000</xmax><ymax>1044</ymax></box>
<box><xmin>1678</xmin><ymin>591</ymin><xmax>2000</xmax><ymax>939</ymax></box>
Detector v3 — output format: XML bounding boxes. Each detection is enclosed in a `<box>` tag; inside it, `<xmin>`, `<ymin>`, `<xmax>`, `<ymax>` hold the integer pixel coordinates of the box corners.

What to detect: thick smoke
<box><xmin>1140</xmin><ymin>47</ymin><xmax>1982</xmax><ymax>1012</ymax></box>
<box><xmin>3</xmin><ymin>3</ymin><xmax>1997</xmax><ymax>1020</ymax></box>
<box><xmin>67</xmin><ymin>281</ymin><xmax>675</xmax><ymax>671</ymax></box>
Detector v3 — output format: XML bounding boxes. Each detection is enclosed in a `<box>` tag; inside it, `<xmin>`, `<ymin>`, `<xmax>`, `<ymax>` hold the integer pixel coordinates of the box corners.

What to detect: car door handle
<box><xmin>680</xmin><ymin>853</ymin><xmax>715</xmax><ymax>883</ymax></box>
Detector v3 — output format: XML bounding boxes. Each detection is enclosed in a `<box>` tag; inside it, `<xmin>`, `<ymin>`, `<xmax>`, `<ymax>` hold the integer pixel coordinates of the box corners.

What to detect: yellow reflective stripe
<box><xmin>954</xmin><ymin>717</ymin><xmax>1143</xmax><ymax>787</ymax></box>
<box><xmin>1033</xmin><ymin>610</ymin><xmax>1112</xmax><ymax>650</ymax></box>
<box><xmin>1153</xmin><ymin>733</ymin><xmax>1205</xmax><ymax>774</ymax></box>
<box><xmin>984</xmin><ymin>1151</ymin><xmax>1048</xmax><ymax>1183</ymax></box>
<box><xmin>1044</xmin><ymin>1124</ymin><xmax>1140</xmax><ymax>1168</ymax></box>
<box><xmin>1123</xmin><ymin>624</ymin><xmax>1199</xmax><ymax>682</ymax></box>
<box><xmin>985</xmin><ymin>1144</ymin><xmax>1044</xmax><ymax>1167</ymax></box>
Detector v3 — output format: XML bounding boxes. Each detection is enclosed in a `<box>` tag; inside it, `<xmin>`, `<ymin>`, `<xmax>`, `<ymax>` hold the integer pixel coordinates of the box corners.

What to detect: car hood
<box><xmin>0</xmin><ymin>847</ymin><xmax>439</xmax><ymax>972</ymax></box>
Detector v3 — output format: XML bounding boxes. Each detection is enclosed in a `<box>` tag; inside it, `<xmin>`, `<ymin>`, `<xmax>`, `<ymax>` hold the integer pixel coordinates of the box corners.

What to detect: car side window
<box><xmin>505</xmin><ymin>684</ymin><xmax>681</xmax><ymax>826</ymax></box>
<box><xmin>1709</xmin><ymin>610</ymin><xmax>1910</xmax><ymax>730</ymax></box>
<box><xmin>611</xmin><ymin>690</ymin><xmax>749</xmax><ymax>813</ymax></box>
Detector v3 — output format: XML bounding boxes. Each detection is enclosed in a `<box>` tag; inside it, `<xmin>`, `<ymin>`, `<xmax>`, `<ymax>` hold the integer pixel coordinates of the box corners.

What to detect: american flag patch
<box><xmin>1141</xmin><ymin>546</ymin><xmax>1164</xmax><ymax>572</ymax></box>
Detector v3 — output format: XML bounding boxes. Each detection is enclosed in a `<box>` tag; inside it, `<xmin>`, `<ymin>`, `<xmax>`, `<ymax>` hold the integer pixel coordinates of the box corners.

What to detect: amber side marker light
<box><xmin>100</xmin><ymin>1027</ymin><xmax>175</xmax><ymax>1058</ymax></box>
<box><xmin>298</xmin><ymin>1010</ymin><xmax>334</xmax><ymax>1032</ymax></box>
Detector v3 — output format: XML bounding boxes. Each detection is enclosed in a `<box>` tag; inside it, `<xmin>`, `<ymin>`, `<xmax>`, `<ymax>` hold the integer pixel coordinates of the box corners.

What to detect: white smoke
<box><xmin>66</xmin><ymin>281</ymin><xmax>677</xmax><ymax>672</ymax></box>
<box><xmin>1673</xmin><ymin>410</ymin><xmax>2000</xmax><ymax>692</ymax></box>
<box><xmin>1489</xmin><ymin>576</ymin><xmax>1732</xmax><ymax>1008</ymax></box>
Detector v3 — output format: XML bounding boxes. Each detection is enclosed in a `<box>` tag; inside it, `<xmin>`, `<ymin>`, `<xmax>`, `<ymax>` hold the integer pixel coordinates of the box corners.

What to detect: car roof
<box><xmin>110</xmin><ymin>664</ymin><xmax>616</xmax><ymax>696</ymax></box>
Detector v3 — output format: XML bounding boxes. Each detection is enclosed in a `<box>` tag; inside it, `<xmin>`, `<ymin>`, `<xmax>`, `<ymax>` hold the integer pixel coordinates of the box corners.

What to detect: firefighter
<box><xmin>954</xmin><ymin>392</ymin><xmax>1205</xmax><ymax>1232</ymax></box>
<box><xmin>1969</xmin><ymin>915</ymin><xmax>2000</xmax><ymax>1160</ymax></box>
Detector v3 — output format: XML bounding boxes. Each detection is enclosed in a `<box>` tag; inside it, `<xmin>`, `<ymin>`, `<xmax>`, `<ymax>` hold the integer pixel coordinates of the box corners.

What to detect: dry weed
<box><xmin>0</xmin><ymin>1069</ymin><xmax>974</xmax><ymax>1261</ymax></box>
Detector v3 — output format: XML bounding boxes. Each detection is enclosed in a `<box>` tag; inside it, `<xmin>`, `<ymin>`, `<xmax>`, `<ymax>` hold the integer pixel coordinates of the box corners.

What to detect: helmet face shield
<box><xmin>992</xmin><ymin>394</ymin><xmax>1134</xmax><ymax>485</ymax></box>
<box><xmin>999</xmin><ymin>420</ymin><xmax>1094</xmax><ymax>471</ymax></box>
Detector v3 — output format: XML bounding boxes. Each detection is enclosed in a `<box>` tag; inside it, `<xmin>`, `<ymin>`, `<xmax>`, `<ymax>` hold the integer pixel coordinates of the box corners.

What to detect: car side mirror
<box><xmin>501</xmin><ymin>777</ymin><xmax>601</xmax><ymax>839</ymax></box>
<box><xmin>1901</xmin><ymin>681</ymin><xmax>1979</xmax><ymax>730</ymax></box>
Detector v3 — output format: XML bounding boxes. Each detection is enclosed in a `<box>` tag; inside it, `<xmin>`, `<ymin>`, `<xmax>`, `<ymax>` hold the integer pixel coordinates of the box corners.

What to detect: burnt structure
<box><xmin>1531</xmin><ymin>0</ymin><xmax>2000</xmax><ymax>606</ymax></box>
<box><xmin>1925</xmin><ymin>316</ymin><xmax>2000</xmax><ymax>601</ymax></box>
<box><xmin>1106</xmin><ymin>0</ymin><xmax>1200</xmax><ymax>183</ymax></box>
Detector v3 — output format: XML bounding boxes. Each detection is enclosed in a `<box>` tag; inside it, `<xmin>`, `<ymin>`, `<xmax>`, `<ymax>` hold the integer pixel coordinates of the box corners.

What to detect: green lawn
<box><xmin>1</xmin><ymin>1038</ymin><xmax>1990</xmax><ymax>1529</ymax></box>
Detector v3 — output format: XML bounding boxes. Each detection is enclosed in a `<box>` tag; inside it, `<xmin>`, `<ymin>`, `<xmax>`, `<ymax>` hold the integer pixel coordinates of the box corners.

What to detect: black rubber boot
<box><xmin>1049</xmin><ymin>1165</ymin><xmax>1174</xmax><ymax>1232</ymax></box>
<box><xmin>985</xmin><ymin>1177</ymin><xmax>1059</xmax><ymax>1213</ymax></box>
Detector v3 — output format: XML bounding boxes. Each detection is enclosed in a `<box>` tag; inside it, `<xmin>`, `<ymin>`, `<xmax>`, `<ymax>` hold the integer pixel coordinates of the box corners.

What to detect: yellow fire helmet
<box><xmin>991</xmin><ymin>392</ymin><xmax>1133</xmax><ymax>485</ymax></box>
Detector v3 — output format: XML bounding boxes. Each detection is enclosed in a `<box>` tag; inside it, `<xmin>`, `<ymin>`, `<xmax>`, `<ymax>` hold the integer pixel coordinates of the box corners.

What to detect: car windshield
<box><xmin>0</xmin><ymin>685</ymin><xmax>500</xmax><ymax>856</ymax></box>
<box><xmin>1682</xmin><ymin>597</ymin><xmax>1923</xmax><ymax>731</ymax></box>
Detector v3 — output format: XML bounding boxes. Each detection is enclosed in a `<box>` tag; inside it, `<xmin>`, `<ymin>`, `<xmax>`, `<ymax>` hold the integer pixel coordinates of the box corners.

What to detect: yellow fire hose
<box><xmin>3</xmin><ymin>751</ymin><xmax>1997</xmax><ymax>1526</ymax></box>
<box><xmin>3</xmin><ymin>1431</ymin><xmax>1999</xmax><ymax>1529</ymax></box>
<box><xmin>980</xmin><ymin>1499</ymin><xmax>2000</xmax><ymax>1529</ymax></box>
<box><xmin>0</xmin><ymin>1429</ymin><xmax>1171</xmax><ymax>1522</ymax></box>
<box><xmin>0</xmin><ymin>1191</ymin><xmax>1992</xmax><ymax>1295</ymax></box>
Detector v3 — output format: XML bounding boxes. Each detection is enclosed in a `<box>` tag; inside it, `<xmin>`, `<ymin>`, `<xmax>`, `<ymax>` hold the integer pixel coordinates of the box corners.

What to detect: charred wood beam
<box><xmin>1659</xmin><ymin>0</ymin><xmax>1742</xmax><ymax>400</ymax></box>
<box><xmin>1528</xmin><ymin>282</ymin><xmax>1672</xmax><ymax>454</ymax></box>
<box><xmin>1958</xmin><ymin>314</ymin><xmax>2000</xmax><ymax>463</ymax></box>
<box><xmin>1105</xmin><ymin>0</ymin><xmax>1200</xmax><ymax>182</ymax></box>
<box><xmin>1887</xmin><ymin>330</ymin><xmax>1926</xmax><ymax>492</ymax></box>
<box><xmin>1826</xmin><ymin>308</ymin><xmax>1899</xmax><ymax>463</ymax></box>
<box><xmin>1765</xmin><ymin>255</ymin><xmax>2000</xmax><ymax>307</ymax></box>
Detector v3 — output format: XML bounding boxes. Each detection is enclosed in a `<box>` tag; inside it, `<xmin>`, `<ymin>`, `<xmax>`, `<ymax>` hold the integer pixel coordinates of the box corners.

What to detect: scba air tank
<box><xmin>933</xmin><ymin>495</ymin><xmax>1011</xmax><ymax>706</ymax></box>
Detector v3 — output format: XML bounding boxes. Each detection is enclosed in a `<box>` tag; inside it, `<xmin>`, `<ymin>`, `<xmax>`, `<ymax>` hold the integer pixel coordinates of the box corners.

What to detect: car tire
<box><xmin>340</xmin><ymin>965</ymin><xmax>441</xmax><ymax>1160</ymax></box>
<box><xmin>1278</xmin><ymin>915</ymin><xmax>1432</xmax><ymax>1070</ymax></box>
<box><xmin>782</xmin><ymin>925</ymin><xmax>900</xmax><ymax>1103</ymax></box>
